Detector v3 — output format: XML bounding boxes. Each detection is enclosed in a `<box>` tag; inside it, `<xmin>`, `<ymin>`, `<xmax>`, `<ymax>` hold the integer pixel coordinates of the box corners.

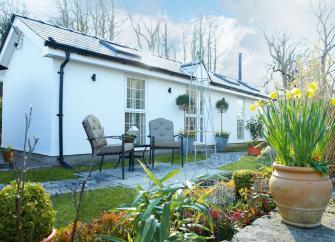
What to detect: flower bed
<box><xmin>56</xmin><ymin>166</ymin><xmax>275</xmax><ymax>241</ymax></box>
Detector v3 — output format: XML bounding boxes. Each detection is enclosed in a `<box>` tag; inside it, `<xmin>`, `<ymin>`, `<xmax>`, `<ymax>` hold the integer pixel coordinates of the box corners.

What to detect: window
<box><xmin>125</xmin><ymin>78</ymin><xmax>145</xmax><ymax>144</ymax></box>
<box><xmin>186</xmin><ymin>88</ymin><xmax>204</xmax><ymax>143</ymax></box>
<box><xmin>237</xmin><ymin>99</ymin><xmax>245</xmax><ymax>140</ymax></box>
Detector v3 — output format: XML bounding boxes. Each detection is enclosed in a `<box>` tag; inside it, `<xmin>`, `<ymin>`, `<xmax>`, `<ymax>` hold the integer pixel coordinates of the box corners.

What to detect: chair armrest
<box><xmin>87</xmin><ymin>135</ymin><xmax>123</xmax><ymax>141</ymax></box>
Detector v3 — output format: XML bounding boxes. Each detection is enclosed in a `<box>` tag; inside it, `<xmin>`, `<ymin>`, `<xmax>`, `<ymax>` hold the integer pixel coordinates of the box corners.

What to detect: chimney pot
<box><xmin>238</xmin><ymin>53</ymin><xmax>242</xmax><ymax>81</ymax></box>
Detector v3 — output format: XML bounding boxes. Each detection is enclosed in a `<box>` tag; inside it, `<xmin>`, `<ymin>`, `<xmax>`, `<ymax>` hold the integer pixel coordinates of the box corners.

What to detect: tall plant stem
<box><xmin>220</xmin><ymin>112</ymin><xmax>223</xmax><ymax>133</ymax></box>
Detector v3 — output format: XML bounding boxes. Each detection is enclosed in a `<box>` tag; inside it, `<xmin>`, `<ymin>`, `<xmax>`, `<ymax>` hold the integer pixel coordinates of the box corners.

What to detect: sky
<box><xmin>19</xmin><ymin>0</ymin><xmax>335</xmax><ymax>90</ymax></box>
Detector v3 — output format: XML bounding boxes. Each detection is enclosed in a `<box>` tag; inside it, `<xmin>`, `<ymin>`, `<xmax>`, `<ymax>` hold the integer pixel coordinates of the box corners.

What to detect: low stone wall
<box><xmin>232</xmin><ymin>201</ymin><xmax>335</xmax><ymax>242</ymax></box>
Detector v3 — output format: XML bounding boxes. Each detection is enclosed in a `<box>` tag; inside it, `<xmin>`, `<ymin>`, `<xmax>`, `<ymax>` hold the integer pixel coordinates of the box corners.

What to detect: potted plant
<box><xmin>2</xmin><ymin>145</ymin><xmax>14</xmax><ymax>165</ymax></box>
<box><xmin>178</xmin><ymin>129</ymin><xmax>195</xmax><ymax>155</ymax></box>
<box><xmin>215</xmin><ymin>98</ymin><xmax>229</xmax><ymax>152</ymax></box>
<box><xmin>245</xmin><ymin>118</ymin><xmax>263</xmax><ymax>156</ymax></box>
<box><xmin>215</xmin><ymin>131</ymin><xmax>230</xmax><ymax>152</ymax></box>
<box><xmin>176</xmin><ymin>94</ymin><xmax>191</xmax><ymax>130</ymax></box>
<box><xmin>253</xmin><ymin>82</ymin><xmax>335</xmax><ymax>228</ymax></box>
<box><xmin>0</xmin><ymin>182</ymin><xmax>56</xmax><ymax>242</ymax></box>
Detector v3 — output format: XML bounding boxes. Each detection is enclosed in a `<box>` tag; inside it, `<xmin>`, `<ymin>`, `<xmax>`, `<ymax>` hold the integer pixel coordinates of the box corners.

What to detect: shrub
<box><xmin>0</xmin><ymin>182</ymin><xmax>55</xmax><ymax>242</ymax></box>
<box><xmin>245</xmin><ymin>118</ymin><xmax>263</xmax><ymax>141</ymax></box>
<box><xmin>56</xmin><ymin>211</ymin><xmax>134</xmax><ymax>242</ymax></box>
<box><xmin>232</xmin><ymin>170</ymin><xmax>256</xmax><ymax>194</ymax></box>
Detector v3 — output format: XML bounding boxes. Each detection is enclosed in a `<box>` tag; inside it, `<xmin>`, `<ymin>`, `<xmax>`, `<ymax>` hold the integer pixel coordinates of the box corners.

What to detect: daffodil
<box><xmin>308</xmin><ymin>82</ymin><xmax>319</xmax><ymax>91</ymax></box>
<box><xmin>285</xmin><ymin>90</ymin><xmax>293</xmax><ymax>99</ymax></box>
<box><xmin>256</xmin><ymin>100</ymin><xmax>262</xmax><ymax>107</ymax></box>
<box><xmin>292</xmin><ymin>88</ymin><xmax>302</xmax><ymax>98</ymax></box>
<box><xmin>269</xmin><ymin>91</ymin><xmax>278</xmax><ymax>100</ymax></box>
<box><xmin>331</xmin><ymin>98</ymin><xmax>335</xmax><ymax>106</ymax></box>
<box><xmin>249</xmin><ymin>104</ymin><xmax>256</xmax><ymax>112</ymax></box>
<box><xmin>306</xmin><ymin>88</ymin><xmax>316</xmax><ymax>98</ymax></box>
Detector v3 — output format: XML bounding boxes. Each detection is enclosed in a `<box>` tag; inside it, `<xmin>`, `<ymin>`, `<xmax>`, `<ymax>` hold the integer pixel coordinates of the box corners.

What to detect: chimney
<box><xmin>238</xmin><ymin>52</ymin><xmax>242</xmax><ymax>81</ymax></box>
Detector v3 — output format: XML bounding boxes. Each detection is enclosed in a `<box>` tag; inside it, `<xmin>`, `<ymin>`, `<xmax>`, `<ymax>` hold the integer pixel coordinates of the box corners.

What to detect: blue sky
<box><xmin>120</xmin><ymin>0</ymin><xmax>232</xmax><ymax>20</ymax></box>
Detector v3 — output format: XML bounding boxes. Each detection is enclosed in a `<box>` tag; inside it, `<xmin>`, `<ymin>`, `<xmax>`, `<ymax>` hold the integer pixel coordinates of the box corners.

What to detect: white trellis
<box><xmin>180</xmin><ymin>55</ymin><xmax>216</xmax><ymax>165</ymax></box>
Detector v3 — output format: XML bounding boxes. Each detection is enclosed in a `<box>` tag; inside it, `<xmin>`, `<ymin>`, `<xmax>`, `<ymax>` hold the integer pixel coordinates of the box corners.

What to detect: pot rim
<box><xmin>273</xmin><ymin>162</ymin><xmax>321</xmax><ymax>173</ymax></box>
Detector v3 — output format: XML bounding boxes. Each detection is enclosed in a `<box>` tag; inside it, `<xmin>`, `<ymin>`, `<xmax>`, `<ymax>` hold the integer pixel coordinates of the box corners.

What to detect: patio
<box><xmin>16</xmin><ymin>152</ymin><xmax>244</xmax><ymax>196</ymax></box>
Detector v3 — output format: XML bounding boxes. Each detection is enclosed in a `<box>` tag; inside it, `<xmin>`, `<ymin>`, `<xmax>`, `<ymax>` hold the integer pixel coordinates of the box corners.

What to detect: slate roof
<box><xmin>5</xmin><ymin>15</ymin><xmax>266</xmax><ymax>98</ymax></box>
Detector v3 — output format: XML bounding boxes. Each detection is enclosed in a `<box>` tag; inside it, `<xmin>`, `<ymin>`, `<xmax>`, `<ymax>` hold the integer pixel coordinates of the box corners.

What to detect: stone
<box><xmin>232</xmin><ymin>201</ymin><xmax>335</xmax><ymax>242</ymax></box>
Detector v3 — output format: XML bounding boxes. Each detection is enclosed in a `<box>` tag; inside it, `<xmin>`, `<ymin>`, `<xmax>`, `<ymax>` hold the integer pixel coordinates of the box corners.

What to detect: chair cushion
<box><xmin>154</xmin><ymin>140</ymin><xmax>181</xmax><ymax>148</ymax></box>
<box><xmin>149</xmin><ymin>118</ymin><xmax>174</xmax><ymax>142</ymax></box>
<box><xmin>82</xmin><ymin>115</ymin><xmax>107</xmax><ymax>149</ymax></box>
<box><xmin>97</xmin><ymin>143</ymin><xmax>134</xmax><ymax>155</ymax></box>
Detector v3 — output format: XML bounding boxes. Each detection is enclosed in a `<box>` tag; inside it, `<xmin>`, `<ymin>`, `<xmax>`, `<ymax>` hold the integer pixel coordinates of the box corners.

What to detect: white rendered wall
<box><xmin>48</xmin><ymin>57</ymin><xmax>258</xmax><ymax>156</ymax></box>
<box><xmin>1</xmin><ymin>32</ymin><xmax>54</xmax><ymax>154</ymax></box>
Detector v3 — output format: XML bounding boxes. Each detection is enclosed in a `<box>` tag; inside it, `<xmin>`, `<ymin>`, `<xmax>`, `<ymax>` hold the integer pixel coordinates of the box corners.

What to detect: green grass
<box><xmin>223</xmin><ymin>143</ymin><xmax>249</xmax><ymax>152</ymax></box>
<box><xmin>52</xmin><ymin>186</ymin><xmax>136</xmax><ymax>228</ymax></box>
<box><xmin>220</xmin><ymin>156</ymin><xmax>269</xmax><ymax>171</ymax></box>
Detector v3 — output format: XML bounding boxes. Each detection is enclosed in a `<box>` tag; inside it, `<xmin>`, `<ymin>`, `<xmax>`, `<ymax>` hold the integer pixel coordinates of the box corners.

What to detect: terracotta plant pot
<box><xmin>40</xmin><ymin>228</ymin><xmax>57</xmax><ymax>242</ymax></box>
<box><xmin>247</xmin><ymin>146</ymin><xmax>261</xmax><ymax>156</ymax></box>
<box><xmin>270</xmin><ymin>163</ymin><xmax>333</xmax><ymax>228</ymax></box>
<box><xmin>2</xmin><ymin>151</ymin><xmax>14</xmax><ymax>163</ymax></box>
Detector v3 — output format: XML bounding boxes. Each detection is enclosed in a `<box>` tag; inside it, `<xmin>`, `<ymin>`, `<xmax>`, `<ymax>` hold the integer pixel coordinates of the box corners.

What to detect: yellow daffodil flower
<box><xmin>331</xmin><ymin>98</ymin><xmax>335</xmax><ymax>106</ymax></box>
<box><xmin>308</xmin><ymin>82</ymin><xmax>319</xmax><ymax>91</ymax></box>
<box><xmin>292</xmin><ymin>88</ymin><xmax>302</xmax><ymax>98</ymax></box>
<box><xmin>307</xmin><ymin>88</ymin><xmax>316</xmax><ymax>98</ymax></box>
<box><xmin>269</xmin><ymin>91</ymin><xmax>278</xmax><ymax>100</ymax></box>
<box><xmin>249</xmin><ymin>104</ymin><xmax>256</xmax><ymax>112</ymax></box>
<box><xmin>285</xmin><ymin>90</ymin><xmax>293</xmax><ymax>99</ymax></box>
<box><xmin>256</xmin><ymin>100</ymin><xmax>262</xmax><ymax>107</ymax></box>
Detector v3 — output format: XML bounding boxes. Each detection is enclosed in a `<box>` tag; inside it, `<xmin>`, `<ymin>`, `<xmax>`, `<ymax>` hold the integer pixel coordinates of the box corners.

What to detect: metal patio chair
<box><xmin>148</xmin><ymin>118</ymin><xmax>184</xmax><ymax>168</ymax></box>
<box><xmin>82</xmin><ymin>115</ymin><xmax>134</xmax><ymax>179</ymax></box>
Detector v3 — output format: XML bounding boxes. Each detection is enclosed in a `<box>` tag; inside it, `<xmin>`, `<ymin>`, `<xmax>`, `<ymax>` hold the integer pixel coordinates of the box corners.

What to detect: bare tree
<box><xmin>51</xmin><ymin>0</ymin><xmax>119</xmax><ymax>41</ymax></box>
<box><xmin>264</xmin><ymin>32</ymin><xmax>299</xmax><ymax>88</ymax></box>
<box><xmin>0</xmin><ymin>0</ymin><xmax>28</xmax><ymax>44</ymax></box>
<box><xmin>312</xmin><ymin>0</ymin><xmax>335</xmax><ymax>93</ymax></box>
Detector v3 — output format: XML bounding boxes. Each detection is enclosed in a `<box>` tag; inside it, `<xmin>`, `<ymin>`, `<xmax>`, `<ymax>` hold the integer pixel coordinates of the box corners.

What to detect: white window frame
<box><xmin>236</xmin><ymin>98</ymin><xmax>245</xmax><ymax>140</ymax></box>
<box><xmin>125</xmin><ymin>76</ymin><xmax>146</xmax><ymax>144</ymax></box>
<box><xmin>186</xmin><ymin>88</ymin><xmax>204</xmax><ymax>144</ymax></box>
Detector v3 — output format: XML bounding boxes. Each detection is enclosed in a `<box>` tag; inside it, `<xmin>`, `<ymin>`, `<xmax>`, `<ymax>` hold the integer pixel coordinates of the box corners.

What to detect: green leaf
<box><xmin>160</xmin><ymin>169</ymin><xmax>180</xmax><ymax>184</ymax></box>
<box><xmin>138</xmin><ymin>159</ymin><xmax>163</xmax><ymax>188</ymax></box>
<box><xmin>140</xmin><ymin>215</ymin><xmax>158</xmax><ymax>242</ymax></box>
<box><xmin>159</xmin><ymin>202</ymin><xmax>170</xmax><ymax>241</ymax></box>
<box><xmin>98</xmin><ymin>235</ymin><xmax>127</xmax><ymax>242</ymax></box>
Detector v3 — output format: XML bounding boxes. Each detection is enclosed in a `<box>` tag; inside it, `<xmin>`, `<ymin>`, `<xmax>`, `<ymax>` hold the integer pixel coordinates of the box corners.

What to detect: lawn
<box><xmin>0</xmin><ymin>154</ymin><xmax>206</xmax><ymax>184</ymax></box>
<box><xmin>220</xmin><ymin>155</ymin><xmax>270</xmax><ymax>171</ymax></box>
<box><xmin>52</xmin><ymin>186</ymin><xmax>136</xmax><ymax>228</ymax></box>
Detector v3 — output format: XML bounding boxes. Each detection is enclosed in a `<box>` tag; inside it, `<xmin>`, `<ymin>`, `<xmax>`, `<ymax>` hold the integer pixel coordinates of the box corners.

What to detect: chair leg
<box><xmin>151</xmin><ymin>147</ymin><xmax>155</xmax><ymax>169</ymax></box>
<box><xmin>130</xmin><ymin>150</ymin><xmax>135</xmax><ymax>172</ymax></box>
<box><xmin>89</xmin><ymin>153</ymin><xmax>94</xmax><ymax>177</ymax></box>
<box><xmin>172</xmin><ymin>149</ymin><xmax>174</xmax><ymax>165</ymax></box>
<box><xmin>122</xmin><ymin>151</ymin><xmax>125</xmax><ymax>180</ymax></box>
<box><xmin>181</xmin><ymin>146</ymin><xmax>184</xmax><ymax>168</ymax></box>
<box><xmin>99</xmin><ymin>155</ymin><xmax>105</xmax><ymax>173</ymax></box>
<box><xmin>114</xmin><ymin>156</ymin><xmax>121</xmax><ymax>169</ymax></box>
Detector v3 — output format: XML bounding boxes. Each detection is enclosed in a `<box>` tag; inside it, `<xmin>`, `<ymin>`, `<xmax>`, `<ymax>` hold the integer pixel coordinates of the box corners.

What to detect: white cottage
<box><xmin>0</xmin><ymin>15</ymin><xmax>266</xmax><ymax>166</ymax></box>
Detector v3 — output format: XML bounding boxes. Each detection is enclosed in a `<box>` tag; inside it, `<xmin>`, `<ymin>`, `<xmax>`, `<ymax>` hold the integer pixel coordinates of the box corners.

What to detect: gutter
<box><xmin>58</xmin><ymin>51</ymin><xmax>71</xmax><ymax>168</ymax></box>
<box><xmin>44</xmin><ymin>40</ymin><xmax>190</xmax><ymax>79</ymax></box>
